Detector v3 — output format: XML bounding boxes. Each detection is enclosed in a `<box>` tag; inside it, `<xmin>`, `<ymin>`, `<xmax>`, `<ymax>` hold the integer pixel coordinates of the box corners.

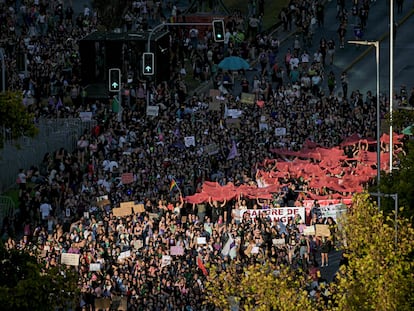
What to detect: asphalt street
<box><xmin>225</xmin><ymin>2</ymin><xmax>414</xmax><ymax>100</ymax></box>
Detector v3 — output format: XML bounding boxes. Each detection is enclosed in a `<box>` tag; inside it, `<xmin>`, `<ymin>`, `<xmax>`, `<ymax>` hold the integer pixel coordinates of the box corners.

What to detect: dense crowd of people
<box><xmin>1</xmin><ymin>1</ymin><xmax>412</xmax><ymax>311</ymax></box>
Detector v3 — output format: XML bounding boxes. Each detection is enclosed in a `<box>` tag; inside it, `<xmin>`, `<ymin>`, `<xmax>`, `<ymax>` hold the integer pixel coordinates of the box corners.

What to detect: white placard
<box><xmin>197</xmin><ymin>237</ymin><xmax>207</xmax><ymax>244</ymax></box>
<box><xmin>118</xmin><ymin>250</ymin><xmax>131</xmax><ymax>261</ymax></box>
<box><xmin>61</xmin><ymin>253</ymin><xmax>80</xmax><ymax>266</ymax></box>
<box><xmin>79</xmin><ymin>111</ymin><xmax>93</xmax><ymax>121</ymax></box>
<box><xmin>146</xmin><ymin>105</ymin><xmax>159</xmax><ymax>116</ymax></box>
<box><xmin>251</xmin><ymin>246</ymin><xmax>260</xmax><ymax>254</ymax></box>
<box><xmin>161</xmin><ymin>255</ymin><xmax>172</xmax><ymax>267</ymax></box>
<box><xmin>272</xmin><ymin>238</ymin><xmax>286</xmax><ymax>245</ymax></box>
<box><xmin>241</xmin><ymin>207</ymin><xmax>305</xmax><ymax>225</ymax></box>
<box><xmin>89</xmin><ymin>263</ymin><xmax>101</xmax><ymax>271</ymax></box>
<box><xmin>303</xmin><ymin>226</ymin><xmax>316</xmax><ymax>236</ymax></box>
<box><xmin>275</xmin><ymin>127</ymin><xmax>287</xmax><ymax>136</ymax></box>
<box><xmin>184</xmin><ymin>136</ymin><xmax>196</xmax><ymax>147</ymax></box>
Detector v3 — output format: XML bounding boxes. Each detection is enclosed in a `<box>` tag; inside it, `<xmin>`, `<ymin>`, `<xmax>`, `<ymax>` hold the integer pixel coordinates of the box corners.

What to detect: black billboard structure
<box><xmin>79</xmin><ymin>30</ymin><xmax>170</xmax><ymax>98</ymax></box>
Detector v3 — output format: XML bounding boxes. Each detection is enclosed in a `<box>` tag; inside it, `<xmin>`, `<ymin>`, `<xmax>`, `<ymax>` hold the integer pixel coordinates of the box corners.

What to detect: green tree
<box><xmin>0</xmin><ymin>91</ymin><xmax>38</xmax><ymax>148</ymax></box>
<box><xmin>0</xmin><ymin>243</ymin><xmax>79</xmax><ymax>311</ymax></box>
<box><xmin>331</xmin><ymin>193</ymin><xmax>414</xmax><ymax>311</ymax></box>
<box><xmin>378</xmin><ymin>140</ymin><xmax>414</xmax><ymax>220</ymax></box>
<box><xmin>205</xmin><ymin>262</ymin><xmax>318</xmax><ymax>310</ymax></box>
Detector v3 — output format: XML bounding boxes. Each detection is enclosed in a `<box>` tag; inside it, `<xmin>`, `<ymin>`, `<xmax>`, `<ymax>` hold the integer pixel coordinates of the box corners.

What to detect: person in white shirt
<box><xmin>40</xmin><ymin>199</ymin><xmax>52</xmax><ymax>222</ymax></box>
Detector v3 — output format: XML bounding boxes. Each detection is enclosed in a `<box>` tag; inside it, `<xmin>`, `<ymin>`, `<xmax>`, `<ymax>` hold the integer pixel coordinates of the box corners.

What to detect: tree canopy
<box><xmin>0</xmin><ymin>91</ymin><xmax>38</xmax><ymax>148</ymax></box>
<box><xmin>205</xmin><ymin>193</ymin><xmax>414</xmax><ymax>310</ymax></box>
<box><xmin>0</xmin><ymin>243</ymin><xmax>79</xmax><ymax>311</ymax></box>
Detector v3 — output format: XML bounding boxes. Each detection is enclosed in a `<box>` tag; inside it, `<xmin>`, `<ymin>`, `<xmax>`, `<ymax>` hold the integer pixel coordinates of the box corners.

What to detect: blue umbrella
<box><xmin>218</xmin><ymin>56</ymin><xmax>250</xmax><ymax>71</ymax></box>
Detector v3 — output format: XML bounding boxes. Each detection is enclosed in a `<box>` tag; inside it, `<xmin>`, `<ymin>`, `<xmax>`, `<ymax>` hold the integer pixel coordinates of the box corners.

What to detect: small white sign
<box><xmin>184</xmin><ymin>136</ymin><xmax>196</xmax><ymax>147</ymax></box>
<box><xmin>197</xmin><ymin>237</ymin><xmax>207</xmax><ymax>244</ymax></box>
<box><xmin>146</xmin><ymin>105</ymin><xmax>159</xmax><ymax>116</ymax></box>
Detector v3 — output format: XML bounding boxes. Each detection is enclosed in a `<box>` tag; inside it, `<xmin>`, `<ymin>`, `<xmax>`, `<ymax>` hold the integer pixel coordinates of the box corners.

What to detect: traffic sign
<box><xmin>109</xmin><ymin>68</ymin><xmax>121</xmax><ymax>92</ymax></box>
<box><xmin>142</xmin><ymin>52</ymin><xmax>154</xmax><ymax>76</ymax></box>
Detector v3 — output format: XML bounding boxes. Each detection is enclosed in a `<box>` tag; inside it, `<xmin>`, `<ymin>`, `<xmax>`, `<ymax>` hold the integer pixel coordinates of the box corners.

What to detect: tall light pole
<box><xmin>348</xmin><ymin>40</ymin><xmax>381</xmax><ymax>210</ymax></box>
<box><xmin>0</xmin><ymin>48</ymin><xmax>5</xmax><ymax>92</ymax></box>
<box><xmin>389</xmin><ymin>0</ymin><xmax>394</xmax><ymax>173</ymax></box>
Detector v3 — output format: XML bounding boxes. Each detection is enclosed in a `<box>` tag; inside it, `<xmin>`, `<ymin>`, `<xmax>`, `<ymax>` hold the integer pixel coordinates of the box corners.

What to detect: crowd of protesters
<box><xmin>1</xmin><ymin>1</ymin><xmax>412</xmax><ymax>311</ymax></box>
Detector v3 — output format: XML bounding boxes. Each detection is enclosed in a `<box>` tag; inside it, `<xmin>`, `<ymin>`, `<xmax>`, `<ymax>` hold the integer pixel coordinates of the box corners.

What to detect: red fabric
<box><xmin>197</xmin><ymin>256</ymin><xmax>208</xmax><ymax>276</ymax></box>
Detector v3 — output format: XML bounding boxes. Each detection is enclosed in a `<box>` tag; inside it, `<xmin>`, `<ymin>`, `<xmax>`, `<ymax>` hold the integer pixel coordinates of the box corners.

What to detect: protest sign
<box><xmin>197</xmin><ymin>237</ymin><xmax>207</xmax><ymax>244</ymax></box>
<box><xmin>133</xmin><ymin>239</ymin><xmax>143</xmax><ymax>250</ymax></box>
<box><xmin>89</xmin><ymin>263</ymin><xmax>101</xmax><ymax>271</ymax></box>
<box><xmin>320</xmin><ymin>204</ymin><xmax>347</xmax><ymax>222</ymax></box>
<box><xmin>251</xmin><ymin>246</ymin><xmax>260</xmax><ymax>254</ymax></box>
<box><xmin>303</xmin><ymin>226</ymin><xmax>316</xmax><ymax>236</ymax></box>
<box><xmin>118</xmin><ymin>250</ymin><xmax>131</xmax><ymax>261</ymax></box>
<box><xmin>240</xmin><ymin>207</ymin><xmax>305</xmax><ymax>225</ymax></box>
<box><xmin>61</xmin><ymin>253</ymin><xmax>80</xmax><ymax>266</ymax></box>
<box><xmin>161</xmin><ymin>255</ymin><xmax>172</xmax><ymax>267</ymax></box>
<box><xmin>170</xmin><ymin>245</ymin><xmax>184</xmax><ymax>256</ymax></box>
<box><xmin>112</xmin><ymin>204</ymin><xmax>132</xmax><ymax>217</ymax></box>
<box><xmin>121</xmin><ymin>172</ymin><xmax>134</xmax><ymax>184</ymax></box>
<box><xmin>203</xmin><ymin>143</ymin><xmax>219</xmax><ymax>155</ymax></box>
<box><xmin>95</xmin><ymin>298</ymin><xmax>111</xmax><ymax>310</ymax></box>
<box><xmin>133</xmin><ymin>203</ymin><xmax>145</xmax><ymax>214</ymax></box>
<box><xmin>315</xmin><ymin>224</ymin><xmax>331</xmax><ymax>237</ymax></box>
<box><xmin>146</xmin><ymin>105</ymin><xmax>159</xmax><ymax>116</ymax></box>
<box><xmin>226</xmin><ymin>118</ymin><xmax>241</xmax><ymax>129</ymax></box>
<box><xmin>209</xmin><ymin>101</ymin><xmax>221</xmax><ymax>111</ymax></box>
<box><xmin>184</xmin><ymin>136</ymin><xmax>196</xmax><ymax>147</ymax></box>
<box><xmin>275</xmin><ymin>127</ymin><xmax>287</xmax><ymax>136</ymax></box>
<box><xmin>79</xmin><ymin>111</ymin><xmax>93</xmax><ymax>121</ymax></box>
<box><xmin>272</xmin><ymin>238</ymin><xmax>286</xmax><ymax>245</ymax></box>
<box><xmin>97</xmin><ymin>195</ymin><xmax>110</xmax><ymax>206</ymax></box>
<box><xmin>209</xmin><ymin>89</ymin><xmax>221</xmax><ymax>98</ymax></box>
<box><xmin>148</xmin><ymin>212</ymin><xmax>159</xmax><ymax>220</ymax></box>
<box><xmin>111</xmin><ymin>296</ymin><xmax>128</xmax><ymax>311</ymax></box>
<box><xmin>240</xmin><ymin>92</ymin><xmax>255</xmax><ymax>104</ymax></box>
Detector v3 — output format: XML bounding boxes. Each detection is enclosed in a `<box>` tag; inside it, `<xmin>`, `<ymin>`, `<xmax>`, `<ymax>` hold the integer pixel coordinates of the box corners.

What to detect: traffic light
<box><xmin>109</xmin><ymin>68</ymin><xmax>121</xmax><ymax>92</ymax></box>
<box><xmin>212</xmin><ymin>20</ymin><xmax>225</xmax><ymax>42</ymax></box>
<box><xmin>142</xmin><ymin>52</ymin><xmax>154</xmax><ymax>76</ymax></box>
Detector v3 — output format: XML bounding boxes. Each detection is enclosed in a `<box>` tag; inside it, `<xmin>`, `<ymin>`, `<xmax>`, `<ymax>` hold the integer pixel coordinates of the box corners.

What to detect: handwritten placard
<box><xmin>303</xmin><ymin>226</ymin><xmax>316</xmax><ymax>236</ymax></box>
<box><xmin>272</xmin><ymin>238</ymin><xmax>286</xmax><ymax>245</ymax></box>
<box><xmin>226</xmin><ymin>118</ymin><xmax>241</xmax><ymax>129</ymax></box>
<box><xmin>209</xmin><ymin>101</ymin><xmax>222</xmax><ymax>111</ymax></box>
<box><xmin>146</xmin><ymin>105</ymin><xmax>159</xmax><ymax>117</ymax></box>
<box><xmin>118</xmin><ymin>250</ymin><xmax>131</xmax><ymax>261</ymax></box>
<box><xmin>61</xmin><ymin>253</ymin><xmax>80</xmax><ymax>266</ymax></box>
<box><xmin>240</xmin><ymin>92</ymin><xmax>255</xmax><ymax>104</ymax></box>
<box><xmin>112</xmin><ymin>206</ymin><xmax>132</xmax><ymax>217</ymax></box>
<box><xmin>133</xmin><ymin>203</ymin><xmax>145</xmax><ymax>214</ymax></box>
<box><xmin>89</xmin><ymin>263</ymin><xmax>101</xmax><ymax>271</ymax></box>
<box><xmin>97</xmin><ymin>195</ymin><xmax>110</xmax><ymax>206</ymax></box>
<box><xmin>315</xmin><ymin>224</ymin><xmax>331</xmax><ymax>237</ymax></box>
<box><xmin>203</xmin><ymin>143</ymin><xmax>219</xmax><ymax>155</ymax></box>
<box><xmin>148</xmin><ymin>212</ymin><xmax>159</xmax><ymax>220</ymax></box>
<box><xmin>161</xmin><ymin>255</ymin><xmax>172</xmax><ymax>267</ymax></box>
<box><xmin>170</xmin><ymin>245</ymin><xmax>184</xmax><ymax>256</ymax></box>
<box><xmin>121</xmin><ymin>173</ymin><xmax>134</xmax><ymax>184</ymax></box>
<box><xmin>197</xmin><ymin>237</ymin><xmax>207</xmax><ymax>244</ymax></box>
<box><xmin>133</xmin><ymin>239</ymin><xmax>143</xmax><ymax>250</ymax></box>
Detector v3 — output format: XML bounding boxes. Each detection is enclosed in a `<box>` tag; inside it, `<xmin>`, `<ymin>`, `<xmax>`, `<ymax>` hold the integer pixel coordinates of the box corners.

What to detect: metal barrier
<box><xmin>0</xmin><ymin>118</ymin><xmax>96</xmax><ymax>192</ymax></box>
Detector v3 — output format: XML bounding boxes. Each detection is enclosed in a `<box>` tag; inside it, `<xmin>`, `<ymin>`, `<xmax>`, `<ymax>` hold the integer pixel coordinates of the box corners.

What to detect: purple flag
<box><xmin>227</xmin><ymin>140</ymin><xmax>239</xmax><ymax>160</ymax></box>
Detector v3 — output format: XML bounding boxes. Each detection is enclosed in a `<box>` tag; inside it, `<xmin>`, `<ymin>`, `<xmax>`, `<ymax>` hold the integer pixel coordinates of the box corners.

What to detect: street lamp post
<box><xmin>389</xmin><ymin>0</ymin><xmax>394</xmax><ymax>173</ymax></box>
<box><xmin>370</xmin><ymin>192</ymin><xmax>398</xmax><ymax>248</ymax></box>
<box><xmin>348</xmin><ymin>40</ymin><xmax>381</xmax><ymax>210</ymax></box>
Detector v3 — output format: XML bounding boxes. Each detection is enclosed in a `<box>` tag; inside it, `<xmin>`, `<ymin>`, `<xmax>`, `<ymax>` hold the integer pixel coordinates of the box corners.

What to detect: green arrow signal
<box><xmin>112</xmin><ymin>82</ymin><xmax>119</xmax><ymax>89</ymax></box>
<box><xmin>145</xmin><ymin>66</ymin><xmax>152</xmax><ymax>72</ymax></box>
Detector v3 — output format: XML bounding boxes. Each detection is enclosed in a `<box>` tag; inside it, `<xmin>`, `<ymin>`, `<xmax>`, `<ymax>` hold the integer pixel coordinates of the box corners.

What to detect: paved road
<box><xmin>225</xmin><ymin>2</ymin><xmax>414</xmax><ymax>99</ymax></box>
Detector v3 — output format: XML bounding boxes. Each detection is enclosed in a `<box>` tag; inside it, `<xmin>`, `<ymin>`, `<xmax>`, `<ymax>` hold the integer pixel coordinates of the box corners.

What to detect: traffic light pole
<box><xmin>144</xmin><ymin>22</ymin><xmax>220</xmax><ymax>111</ymax></box>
